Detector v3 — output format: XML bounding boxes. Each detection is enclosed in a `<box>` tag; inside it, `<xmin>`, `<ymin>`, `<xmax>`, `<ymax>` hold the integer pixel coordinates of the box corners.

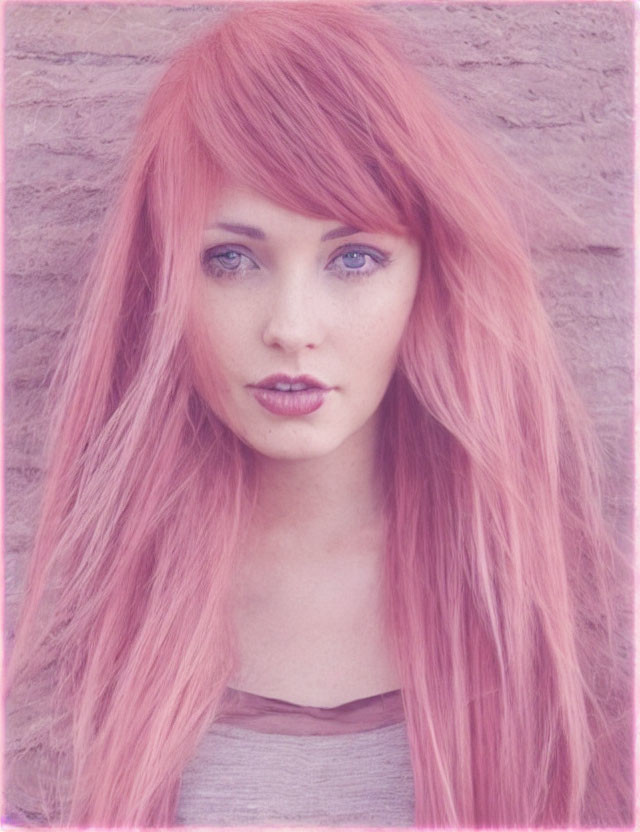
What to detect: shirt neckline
<box><xmin>225</xmin><ymin>686</ymin><xmax>402</xmax><ymax>710</ymax></box>
<box><xmin>216</xmin><ymin>686</ymin><xmax>405</xmax><ymax>736</ymax></box>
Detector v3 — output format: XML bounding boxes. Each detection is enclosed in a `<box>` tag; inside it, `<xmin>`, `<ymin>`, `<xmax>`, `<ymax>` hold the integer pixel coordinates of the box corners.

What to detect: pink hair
<box><xmin>5</xmin><ymin>3</ymin><xmax>631</xmax><ymax>825</ymax></box>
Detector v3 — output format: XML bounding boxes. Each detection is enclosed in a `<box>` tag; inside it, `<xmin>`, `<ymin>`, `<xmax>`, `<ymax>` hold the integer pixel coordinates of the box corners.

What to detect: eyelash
<box><xmin>200</xmin><ymin>245</ymin><xmax>390</xmax><ymax>280</ymax></box>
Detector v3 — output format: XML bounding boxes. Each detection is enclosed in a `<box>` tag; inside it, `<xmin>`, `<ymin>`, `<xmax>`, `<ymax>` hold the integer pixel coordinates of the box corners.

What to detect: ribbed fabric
<box><xmin>175</xmin><ymin>688</ymin><xmax>415</xmax><ymax>826</ymax></box>
<box><xmin>217</xmin><ymin>686</ymin><xmax>405</xmax><ymax>734</ymax></box>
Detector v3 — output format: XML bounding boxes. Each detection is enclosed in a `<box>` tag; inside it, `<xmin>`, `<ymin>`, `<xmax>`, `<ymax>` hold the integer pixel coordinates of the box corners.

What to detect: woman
<box><xmin>5</xmin><ymin>2</ymin><xmax>632</xmax><ymax>826</ymax></box>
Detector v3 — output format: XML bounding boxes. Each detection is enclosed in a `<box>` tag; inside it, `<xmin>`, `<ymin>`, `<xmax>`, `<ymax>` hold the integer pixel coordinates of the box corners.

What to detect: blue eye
<box><xmin>201</xmin><ymin>246</ymin><xmax>258</xmax><ymax>278</ymax></box>
<box><xmin>328</xmin><ymin>246</ymin><xmax>389</xmax><ymax>278</ymax></box>
<box><xmin>341</xmin><ymin>251</ymin><xmax>367</xmax><ymax>269</ymax></box>
<box><xmin>217</xmin><ymin>251</ymin><xmax>242</xmax><ymax>268</ymax></box>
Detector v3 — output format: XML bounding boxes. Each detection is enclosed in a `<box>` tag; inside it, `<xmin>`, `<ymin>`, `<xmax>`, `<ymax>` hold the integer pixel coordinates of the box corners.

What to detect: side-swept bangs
<box><xmin>164</xmin><ymin>3</ymin><xmax>429</xmax><ymax>237</ymax></box>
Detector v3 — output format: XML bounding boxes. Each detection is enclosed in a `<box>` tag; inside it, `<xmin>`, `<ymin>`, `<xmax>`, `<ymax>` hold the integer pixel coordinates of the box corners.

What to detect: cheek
<box><xmin>187</xmin><ymin>299</ymin><xmax>249</xmax><ymax>411</ymax></box>
<box><xmin>359</xmin><ymin>285</ymin><xmax>417</xmax><ymax>356</ymax></box>
<box><xmin>200</xmin><ymin>302</ymin><xmax>253</xmax><ymax>376</ymax></box>
<box><xmin>202</xmin><ymin>312</ymin><xmax>235</xmax><ymax>357</ymax></box>
<box><xmin>345</xmin><ymin>300</ymin><xmax>415</xmax><ymax>386</ymax></box>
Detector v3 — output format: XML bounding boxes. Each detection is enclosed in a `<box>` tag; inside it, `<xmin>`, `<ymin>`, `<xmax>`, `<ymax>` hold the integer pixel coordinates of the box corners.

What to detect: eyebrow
<box><xmin>210</xmin><ymin>222</ymin><xmax>362</xmax><ymax>242</ymax></box>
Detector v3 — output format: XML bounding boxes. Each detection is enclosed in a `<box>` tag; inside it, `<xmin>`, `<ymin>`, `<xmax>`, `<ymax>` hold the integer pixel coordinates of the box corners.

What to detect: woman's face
<box><xmin>195</xmin><ymin>186</ymin><xmax>421</xmax><ymax>460</ymax></box>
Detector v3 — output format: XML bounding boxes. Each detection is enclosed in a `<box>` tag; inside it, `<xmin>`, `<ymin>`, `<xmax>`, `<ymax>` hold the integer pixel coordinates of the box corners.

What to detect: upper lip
<box><xmin>250</xmin><ymin>374</ymin><xmax>331</xmax><ymax>391</ymax></box>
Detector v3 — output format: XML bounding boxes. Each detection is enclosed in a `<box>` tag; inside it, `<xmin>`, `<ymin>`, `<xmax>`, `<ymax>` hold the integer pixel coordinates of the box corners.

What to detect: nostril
<box><xmin>262</xmin><ymin>318</ymin><xmax>322</xmax><ymax>353</ymax></box>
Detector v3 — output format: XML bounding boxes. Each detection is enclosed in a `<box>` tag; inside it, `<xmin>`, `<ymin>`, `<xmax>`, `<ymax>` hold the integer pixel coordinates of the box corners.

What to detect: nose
<box><xmin>262</xmin><ymin>272</ymin><xmax>324</xmax><ymax>353</ymax></box>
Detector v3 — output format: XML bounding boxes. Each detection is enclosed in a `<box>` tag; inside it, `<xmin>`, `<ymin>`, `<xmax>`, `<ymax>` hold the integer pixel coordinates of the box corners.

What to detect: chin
<box><xmin>241</xmin><ymin>429</ymin><xmax>345</xmax><ymax>462</ymax></box>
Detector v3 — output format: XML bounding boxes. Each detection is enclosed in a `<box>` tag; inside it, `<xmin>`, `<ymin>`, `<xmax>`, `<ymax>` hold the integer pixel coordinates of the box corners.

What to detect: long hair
<box><xmin>5</xmin><ymin>3</ymin><xmax>631</xmax><ymax>825</ymax></box>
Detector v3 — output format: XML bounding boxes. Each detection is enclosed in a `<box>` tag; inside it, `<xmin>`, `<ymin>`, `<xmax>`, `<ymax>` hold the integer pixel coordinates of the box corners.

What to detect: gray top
<box><xmin>175</xmin><ymin>720</ymin><xmax>415</xmax><ymax>826</ymax></box>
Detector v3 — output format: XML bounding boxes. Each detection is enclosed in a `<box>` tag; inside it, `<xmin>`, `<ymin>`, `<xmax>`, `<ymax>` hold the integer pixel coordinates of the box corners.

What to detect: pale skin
<box><xmin>196</xmin><ymin>187</ymin><xmax>421</xmax><ymax>707</ymax></box>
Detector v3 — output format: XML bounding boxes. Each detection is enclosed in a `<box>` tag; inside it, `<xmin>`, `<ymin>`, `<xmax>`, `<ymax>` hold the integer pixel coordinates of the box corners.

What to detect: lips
<box><xmin>248</xmin><ymin>374</ymin><xmax>332</xmax><ymax>416</ymax></box>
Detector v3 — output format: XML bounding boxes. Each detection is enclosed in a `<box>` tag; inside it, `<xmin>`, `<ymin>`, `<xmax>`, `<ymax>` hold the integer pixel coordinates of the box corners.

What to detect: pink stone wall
<box><xmin>4</xmin><ymin>2</ymin><xmax>634</xmax><ymax>632</ymax></box>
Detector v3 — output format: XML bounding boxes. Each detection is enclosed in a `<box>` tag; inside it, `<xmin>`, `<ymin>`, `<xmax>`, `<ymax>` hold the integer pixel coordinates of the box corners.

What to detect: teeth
<box><xmin>272</xmin><ymin>381</ymin><xmax>309</xmax><ymax>392</ymax></box>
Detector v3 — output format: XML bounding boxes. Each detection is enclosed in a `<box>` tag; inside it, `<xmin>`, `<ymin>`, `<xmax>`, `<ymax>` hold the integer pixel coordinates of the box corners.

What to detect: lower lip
<box><xmin>250</xmin><ymin>387</ymin><xmax>330</xmax><ymax>416</ymax></box>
